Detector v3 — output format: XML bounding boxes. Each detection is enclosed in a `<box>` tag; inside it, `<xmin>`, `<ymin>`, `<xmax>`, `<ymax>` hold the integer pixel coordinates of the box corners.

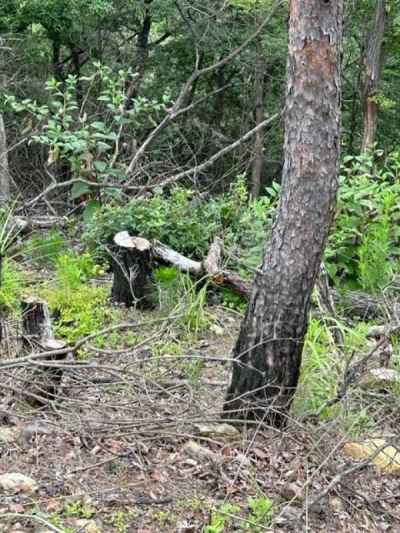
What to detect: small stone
<box><xmin>176</xmin><ymin>521</ymin><xmax>196</xmax><ymax>532</ymax></box>
<box><xmin>366</xmin><ymin>325</ymin><xmax>387</xmax><ymax>339</ymax></box>
<box><xmin>19</xmin><ymin>422</ymin><xmax>52</xmax><ymax>443</ymax></box>
<box><xmin>210</xmin><ymin>324</ymin><xmax>224</xmax><ymax>336</ymax></box>
<box><xmin>0</xmin><ymin>427</ymin><xmax>18</xmax><ymax>443</ymax></box>
<box><xmin>344</xmin><ymin>439</ymin><xmax>400</xmax><ymax>474</ymax></box>
<box><xmin>193</xmin><ymin>423</ymin><xmax>240</xmax><ymax>440</ymax></box>
<box><xmin>0</xmin><ymin>473</ymin><xmax>38</xmax><ymax>494</ymax></box>
<box><xmin>360</xmin><ymin>368</ymin><xmax>400</xmax><ymax>391</ymax></box>
<box><xmin>235</xmin><ymin>453</ymin><xmax>252</xmax><ymax>467</ymax></box>
<box><xmin>183</xmin><ymin>440</ymin><xmax>221</xmax><ymax>464</ymax></box>
<box><xmin>73</xmin><ymin>520</ymin><xmax>101</xmax><ymax>533</ymax></box>
<box><xmin>330</xmin><ymin>496</ymin><xmax>345</xmax><ymax>513</ymax></box>
<box><xmin>198</xmin><ymin>340</ymin><xmax>209</xmax><ymax>348</ymax></box>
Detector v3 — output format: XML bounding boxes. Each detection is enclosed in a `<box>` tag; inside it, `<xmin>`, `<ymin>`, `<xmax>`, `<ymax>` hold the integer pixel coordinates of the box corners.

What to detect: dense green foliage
<box><xmin>326</xmin><ymin>152</ymin><xmax>400</xmax><ymax>290</ymax></box>
<box><xmin>83</xmin><ymin>178</ymin><xmax>276</xmax><ymax>263</ymax></box>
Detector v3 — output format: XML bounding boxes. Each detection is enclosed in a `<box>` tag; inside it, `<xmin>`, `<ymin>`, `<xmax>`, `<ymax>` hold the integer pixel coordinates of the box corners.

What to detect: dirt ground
<box><xmin>1</xmin><ymin>305</ymin><xmax>400</xmax><ymax>533</ymax></box>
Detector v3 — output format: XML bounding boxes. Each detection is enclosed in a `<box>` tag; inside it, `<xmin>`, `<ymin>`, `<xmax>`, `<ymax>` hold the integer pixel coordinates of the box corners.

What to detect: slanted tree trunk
<box><xmin>361</xmin><ymin>0</ymin><xmax>386</xmax><ymax>153</ymax></box>
<box><xmin>112</xmin><ymin>232</ymin><xmax>153</xmax><ymax>308</ymax></box>
<box><xmin>0</xmin><ymin>114</ymin><xmax>10</xmax><ymax>207</ymax></box>
<box><xmin>224</xmin><ymin>0</ymin><xmax>343</xmax><ymax>426</ymax></box>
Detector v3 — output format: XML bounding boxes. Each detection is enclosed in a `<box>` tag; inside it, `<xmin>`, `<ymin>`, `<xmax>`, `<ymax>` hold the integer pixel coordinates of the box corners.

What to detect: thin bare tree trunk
<box><xmin>0</xmin><ymin>114</ymin><xmax>10</xmax><ymax>206</ymax></box>
<box><xmin>361</xmin><ymin>0</ymin><xmax>386</xmax><ymax>152</ymax></box>
<box><xmin>126</xmin><ymin>0</ymin><xmax>153</xmax><ymax>104</ymax></box>
<box><xmin>224</xmin><ymin>0</ymin><xmax>343</xmax><ymax>426</ymax></box>
<box><xmin>251</xmin><ymin>38</ymin><xmax>266</xmax><ymax>199</ymax></box>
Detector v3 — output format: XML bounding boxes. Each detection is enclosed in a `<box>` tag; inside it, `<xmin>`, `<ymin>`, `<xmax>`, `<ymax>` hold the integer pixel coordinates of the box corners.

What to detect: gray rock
<box><xmin>0</xmin><ymin>473</ymin><xmax>38</xmax><ymax>494</ymax></box>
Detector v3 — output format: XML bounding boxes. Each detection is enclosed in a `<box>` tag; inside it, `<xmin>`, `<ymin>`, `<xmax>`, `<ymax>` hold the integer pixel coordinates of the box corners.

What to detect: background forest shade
<box><xmin>0</xmin><ymin>0</ymin><xmax>399</xmax><ymax>293</ymax></box>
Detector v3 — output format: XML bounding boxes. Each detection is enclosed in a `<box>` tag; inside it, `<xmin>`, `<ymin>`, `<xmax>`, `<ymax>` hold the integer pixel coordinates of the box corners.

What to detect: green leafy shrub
<box><xmin>246</xmin><ymin>496</ymin><xmax>274</xmax><ymax>531</ymax></box>
<box><xmin>5</xmin><ymin>65</ymin><xmax>172</xmax><ymax>211</ymax></box>
<box><xmin>55</xmin><ymin>251</ymin><xmax>103</xmax><ymax>293</ymax></box>
<box><xmin>224</xmin><ymin>182</ymin><xmax>280</xmax><ymax>274</ymax></box>
<box><xmin>358</xmin><ymin>189</ymin><xmax>398</xmax><ymax>291</ymax></box>
<box><xmin>83</xmin><ymin>178</ymin><xmax>276</xmax><ymax>267</ymax></box>
<box><xmin>220</xmin><ymin>287</ymin><xmax>246</xmax><ymax>313</ymax></box>
<box><xmin>325</xmin><ymin>151</ymin><xmax>400</xmax><ymax>288</ymax></box>
<box><xmin>204</xmin><ymin>503</ymin><xmax>241</xmax><ymax>533</ymax></box>
<box><xmin>84</xmin><ymin>187</ymin><xmax>220</xmax><ymax>260</ymax></box>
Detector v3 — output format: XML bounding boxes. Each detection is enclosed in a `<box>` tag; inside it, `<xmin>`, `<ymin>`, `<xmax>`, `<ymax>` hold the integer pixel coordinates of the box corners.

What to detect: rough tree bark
<box><xmin>361</xmin><ymin>0</ymin><xmax>386</xmax><ymax>153</ymax></box>
<box><xmin>224</xmin><ymin>0</ymin><xmax>343</xmax><ymax>425</ymax></box>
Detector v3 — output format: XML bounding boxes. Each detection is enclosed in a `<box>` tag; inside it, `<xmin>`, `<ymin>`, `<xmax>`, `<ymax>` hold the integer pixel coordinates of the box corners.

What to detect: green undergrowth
<box><xmin>0</xmin><ymin>258</ymin><xmax>25</xmax><ymax>313</ymax></box>
<box><xmin>295</xmin><ymin>320</ymin><xmax>366</xmax><ymax>415</ymax></box>
<box><xmin>24</xmin><ymin>229</ymin><xmax>68</xmax><ymax>266</ymax></box>
<box><xmin>205</xmin><ymin>495</ymin><xmax>274</xmax><ymax>532</ymax></box>
<box><xmin>294</xmin><ymin>318</ymin><xmax>389</xmax><ymax>435</ymax></box>
<box><xmin>40</xmin><ymin>251</ymin><xmax>110</xmax><ymax>345</ymax></box>
<box><xmin>326</xmin><ymin>151</ymin><xmax>400</xmax><ymax>291</ymax></box>
<box><xmin>154</xmin><ymin>266</ymin><xmax>213</xmax><ymax>336</ymax></box>
<box><xmin>83</xmin><ymin>151</ymin><xmax>400</xmax><ymax>292</ymax></box>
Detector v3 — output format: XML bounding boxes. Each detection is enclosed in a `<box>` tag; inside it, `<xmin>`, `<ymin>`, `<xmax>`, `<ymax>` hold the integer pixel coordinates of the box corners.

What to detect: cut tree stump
<box><xmin>112</xmin><ymin>232</ymin><xmax>154</xmax><ymax>308</ymax></box>
<box><xmin>21</xmin><ymin>296</ymin><xmax>53</xmax><ymax>347</ymax></box>
<box><xmin>21</xmin><ymin>296</ymin><xmax>67</xmax><ymax>406</ymax></box>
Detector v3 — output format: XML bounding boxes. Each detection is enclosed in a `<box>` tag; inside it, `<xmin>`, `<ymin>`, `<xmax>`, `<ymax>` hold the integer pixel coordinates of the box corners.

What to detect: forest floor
<box><xmin>1</xmin><ymin>265</ymin><xmax>400</xmax><ymax>533</ymax></box>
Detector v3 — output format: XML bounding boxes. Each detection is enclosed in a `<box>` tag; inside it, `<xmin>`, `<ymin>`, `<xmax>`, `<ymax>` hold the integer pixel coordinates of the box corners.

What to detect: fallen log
<box><xmin>154</xmin><ymin>242</ymin><xmax>394</xmax><ymax>319</ymax></box>
<box><xmin>154</xmin><ymin>238</ymin><xmax>251</xmax><ymax>298</ymax></box>
<box><xmin>111</xmin><ymin>233</ymin><xmax>392</xmax><ymax>321</ymax></box>
<box><xmin>153</xmin><ymin>241</ymin><xmax>202</xmax><ymax>276</ymax></box>
<box><xmin>110</xmin><ymin>234</ymin><xmax>251</xmax><ymax>305</ymax></box>
<box><xmin>332</xmin><ymin>290</ymin><xmax>384</xmax><ymax>320</ymax></box>
<box><xmin>13</xmin><ymin>215</ymin><xmax>67</xmax><ymax>234</ymax></box>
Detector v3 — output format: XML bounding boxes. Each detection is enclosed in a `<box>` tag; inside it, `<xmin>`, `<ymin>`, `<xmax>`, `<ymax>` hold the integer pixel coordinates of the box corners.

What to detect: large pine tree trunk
<box><xmin>361</xmin><ymin>0</ymin><xmax>386</xmax><ymax>153</ymax></box>
<box><xmin>224</xmin><ymin>0</ymin><xmax>343</xmax><ymax>426</ymax></box>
